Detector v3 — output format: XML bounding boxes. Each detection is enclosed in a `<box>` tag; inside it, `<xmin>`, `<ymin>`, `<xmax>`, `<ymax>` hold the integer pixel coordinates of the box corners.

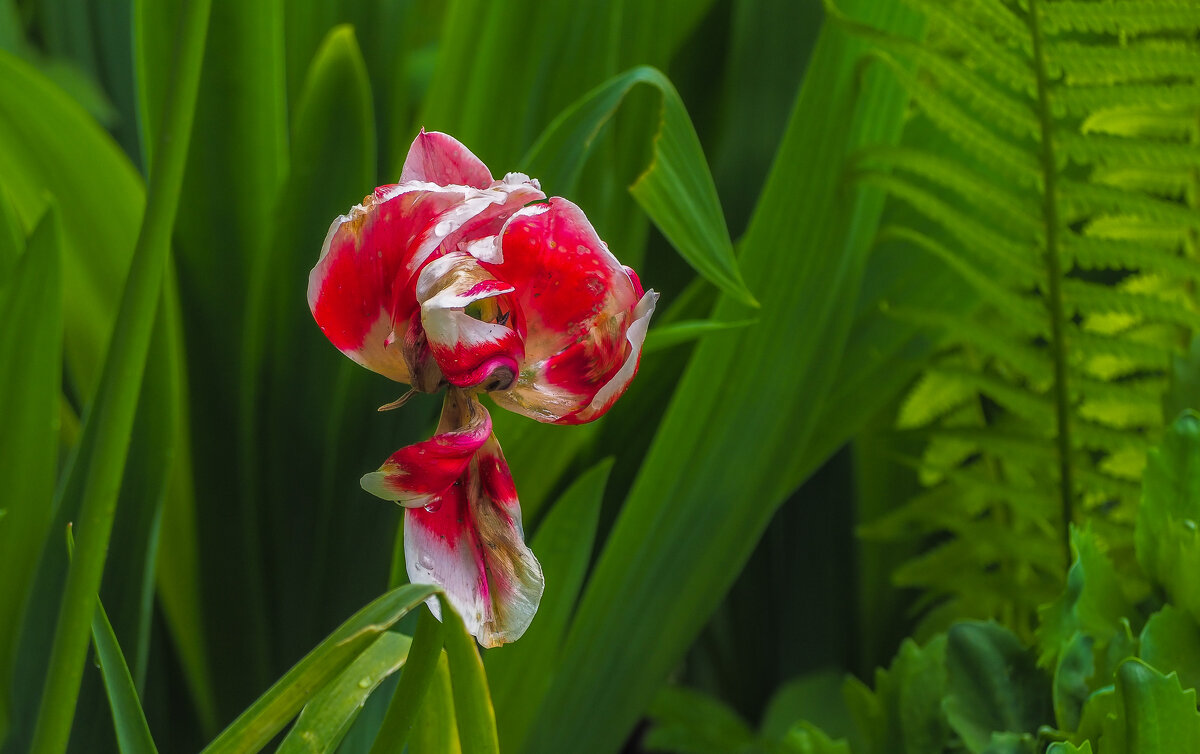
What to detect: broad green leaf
<box><xmin>1046</xmin><ymin>742</ymin><xmax>1092</xmax><ymax>754</ymax></box>
<box><xmin>27</xmin><ymin>0</ymin><xmax>211</xmax><ymax>748</ymax></box>
<box><xmin>524</xmin><ymin>3</ymin><xmax>924</xmax><ymax>751</ymax></box>
<box><xmin>942</xmin><ymin>622</ymin><xmax>1051</xmax><ymax>753</ymax></box>
<box><xmin>1136</xmin><ymin>410</ymin><xmax>1200</xmax><ymax>623</ymax></box>
<box><xmin>522</xmin><ymin>65</ymin><xmax>756</xmax><ymax>307</ymax></box>
<box><xmin>200</xmin><ymin>583</ymin><xmax>437</xmax><ymax>754</ymax></box>
<box><xmin>1052</xmin><ymin>632</ymin><xmax>1094</xmax><ymax>733</ymax></box>
<box><xmin>168</xmin><ymin>0</ymin><xmax>287</xmax><ymax>708</ymax></box>
<box><xmin>979</xmin><ymin>732</ymin><xmax>1037</xmax><ymax>754</ymax></box>
<box><xmin>408</xmin><ymin>653</ymin><xmax>461</xmax><ymax>754</ymax></box>
<box><xmin>842</xmin><ymin>635</ymin><xmax>949</xmax><ymax>754</ymax></box>
<box><xmin>782</xmin><ymin>722</ymin><xmax>852</xmax><ymax>754</ymax></box>
<box><xmin>644</xmin><ymin>685</ymin><xmax>757</xmax><ymax>754</ymax></box>
<box><xmin>1073</xmin><ymin>685</ymin><xmax>1115</xmax><ymax>746</ymax></box>
<box><xmin>437</xmin><ymin>595</ymin><xmax>498</xmax><ymax>754</ymax></box>
<box><xmin>68</xmin><ymin>528</ymin><xmax>158</xmax><ymax>754</ymax></box>
<box><xmin>0</xmin><ymin>206</ymin><xmax>61</xmax><ymax>743</ymax></box>
<box><xmin>0</xmin><ymin>49</ymin><xmax>143</xmax><ymax>399</ymax></box>
<box><xmin>1036</xmin><ymin>525</ymin><xmax>1137</xmax><ymax>669</ymax></box>
<box><xmin>1139</xmin><ymin>604</ymin><xmax>1200</xmax><ymax>694</ymax></box>
<box><xmin>487</xmin><ymin>459</ymin><xmax>611</xmax><ymax>752</ymax></box>
<box><xmin>760</xmin><ymin>670</ymin><xmax>852</xmax><ymax>743</ymax></box>
<box><xmin>1102</xmin><ymin>659</ymin><xmax>1200</xmax><ymax>753</ymax></box>
<box><xmin>643</xmin><ymin>319</ymin><xmax>758</xmax><ymax>355</ymax></box>
<box><xmin>277</xmin><ymin>631</ymin><xmax>413</xmax><ymax>754</ymax></box>
<box><xmin>369</xmin><ymin>608</ymin><xmax>444</xmax><ymax>754</ymax></box>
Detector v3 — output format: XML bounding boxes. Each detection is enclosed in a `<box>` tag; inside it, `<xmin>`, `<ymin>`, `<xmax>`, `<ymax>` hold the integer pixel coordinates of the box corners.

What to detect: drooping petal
<box><xmin>404</xmin><ymin>433</ymin><xmax>543</xmax><ymax>647</ymax></box>
<box><xmin>400</xmin><ymin>129</ymin><xmax>493</xmax><ymax>190</ymax></box>
<box><xmin>417</xmin><ymin>251</ymin><xmax>523</xmax><ymax>390</ymax></box>
<box><xmin>560</xmin><ymin>288</ymin><xmax>657</xmax><ymax>424</ymax></box>
<box><xmin>308</xmin><ymin>179</ymin><xmax>544</xmax><ymax>385</ymax></box>
<box><xmin>360</xmin><ymin>389</ymin><xmax>490</xmax><ymax>507</ymax></box>
<box><xmin>479</xmin><ymin>198</ymin><xmax>656</xmax><ymax>423</ymax></box>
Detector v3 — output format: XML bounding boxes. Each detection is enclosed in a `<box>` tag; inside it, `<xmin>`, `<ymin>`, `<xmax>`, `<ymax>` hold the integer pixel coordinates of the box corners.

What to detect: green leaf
<box><xmin>980</xmin><ymin>731</ymin><xmax>1037</xmax><ymax>754</ymax></box>
<box><xmin>644</xmin><ymin>685</ymin><xmax>757</xmax><ymax>754</ymax></box>
<box><xmin>1052</xmin><ymin>632</ymin><xmax>1094</xmax><ymax>733</ymax></box>
<box><xmin>0</xmin><ymin>49</ymin><xmax>144</xmax><ymax>399</ymax></box>
<box><xmin>1102</xmin><ymin>659</ymin><xmax>1200</xmax><ymax>753</ymax></box>
<box><xmin>0</xmin><ymin>205</ymin><xmax>61</xmax><ymax>742</ymax></box>
<box><xmin>782</xmin><ymin>722</ymin><xmax>852</xmax><ymax>754</ymax></box>
<box><xmin>68</xmin><ymin>527</ymin><xmax>158</xmax><ymax>754</ymax></box>
<box><xmin>0</xmin><ymin>185</ymin><xmax>22</xmax><ymax>280</ymax></box>
<box><xmin>761</xmin><ymin>670</ymin><xmax>852</xmax><ymax>743</ymax></box>
<box><xmin>486</xmin><ymin>459</ymin><xmax>611</xmax><ymax>752</ymax></box>
<box><xmin>1036</xmin><ymin>525</ymin><xmax>1137</xmax><ymax>669</ymax></box>
<box><xmin>643</xmin><ymin>318</ymin><xmax>758</xmax><ymax>354</ymax></box>
<box><xmin>1047</xmin><ymin>742</ymin><xmax>1093</xmax><ymax>754</ymax></box>
<box><xmin>1136</xmin><ymin>410</ymin><xmax>1200</xmax><ymax>623</ymax></box>
<box><xmin>437</xmin><ymin>595</ymin><xmax>499</xmax><ymax>754</ymax></box>
<box><xmin>522</xmin><ymin>65</ymin><xmax>756</xmax><ymax>307</ymax></box>
<box><xmin>200</xmin><ymin>583</ymin><xmax>437</xmax><ymax>754</ymax></box>
<box><xmin>277</xmin><ymin>631</ymin><xmax>413</xmax><ymax>754</ymax></box>
<box><xmin>524</xmin><ymin>3</ymin><xmax>924</xmax><ymax>751</ymax></box>
<box><xmin>408</xmin><ymin>652</ymin><xmax>461</xmax><ymax>754</ymax></box>
<box><xmin>843</xmin><ymin>635</ymin><xmax>949</xmax><ymax>754</ymax></box>
<box><xmin>27</xmin><ymin>0</ymin><xmax>211</xmax><ymax>748</ymax></box>
<box><xmin>368</xmin><ymin>608</ymin><xmax>444</xmax><ymax>754</ymax></box>
<box><xmin>942</xmin><ymin>622</ymin><xmax>1051</xmax><ymax>753</ymax></box>
<box><xmin>1139</xmin><ymin>605</ymin><xmax>1200</xmax><ymax>694</ymax></box>
<box><xmin>1164</xmin><ymin>335</ymin><xmax>1200</xmax><ymax>420</ymax></box>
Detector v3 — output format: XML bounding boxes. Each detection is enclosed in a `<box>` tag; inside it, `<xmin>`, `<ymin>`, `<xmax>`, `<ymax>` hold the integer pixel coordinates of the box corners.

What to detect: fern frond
<box><xmin>884</xmin><ymin>302</ymin><xmax>1053</xmax><ymax>384</ymax></box>
<box><xmin>867</xmin><ymin>55</ymin><xmax>1041</xmax><ymax>183</ymax></box>
<box><xmin>1063</xmin><ymin>279</ymin><xmax>1200</xmax><ymax>330</ymax></box>
<box><xmin>1058</xmin><ymin>132</ymin><xmax>1200</xmax><ymax>171</ymax></box>
<box><xmin>1047</xmin><ymin>40</ymin><xmax>1200</xmax><ymax>86</ymax></box>
<box><xmin>900</xmin><ymin>0</ymin><xmax>1036</xmax><ymax>93</ymax></box>
<box><xmin>1059</xmin><ymin>179</ymin><xmax>1200</xmax><ymax>228</ymax></box>
<box><xmin>859</xmin><ymin>146</ymin><xmax>1041</xmax><ymax>234</ymax></box>
<box><xmin>858</xmin><ymin>174</ymin><xmax>1042</xmax><ymax>280</ymax></box>
<box><xmin>1052</xmin><ymin>84</ymin><xmax>1200</xmax><ymax>119</ymax></box>
<box><xmin>840</xmin><ymin>0</ymin><xmax>1200</xmax><ymax>635</ymax></box>
<box><xmin>1039</xmin><ymin>1</ymin><xmax>1200</xmax><ymax>37</ymax></box>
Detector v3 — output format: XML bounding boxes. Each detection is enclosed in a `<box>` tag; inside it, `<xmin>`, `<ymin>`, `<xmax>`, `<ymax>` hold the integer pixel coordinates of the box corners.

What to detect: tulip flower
<box><xmin>308</xmin><ymin>130</ymin><xmax>657</xmax><ymax>646</ymax></box>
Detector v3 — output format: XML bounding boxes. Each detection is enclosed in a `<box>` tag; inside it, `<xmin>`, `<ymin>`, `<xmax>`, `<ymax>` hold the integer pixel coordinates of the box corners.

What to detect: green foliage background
<box><xmin>0</xmin><ymin>0</ymin><xmax>1198</xmax><ymax>752</ymax></box>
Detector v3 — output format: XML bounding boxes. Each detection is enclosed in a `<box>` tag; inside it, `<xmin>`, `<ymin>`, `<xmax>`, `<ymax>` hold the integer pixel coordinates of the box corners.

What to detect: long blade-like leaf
<box><xmin>524</xmin><ymin>4</ymin><xmax>923</xmax><ymax>752</ymax></box>
<box><xmin>369</xmin><ymin>608</ymin><xmax>445</xmax><ymax>754</ymax></box>
<box><xmin>438</xmin><ymin>596</ymin><xmax>498</xmax><ymax>754</ymax></box>
<box><xmin>0</xmin><ymin>205</ymin><xmax>61</xmax><ymax>743</ymax></box>
<box><xmin>277</xmin><ymin>632</ymin><xmax>413</xmax><ymax>754</ymax></box>
<box><xmin>28</xmin><ymin>0</ymin><xmax>211</xmax><ymax>747</ymax></box>
<box><xmin>522</xmin><ymin>65</ymin><xmax>756</xmax><ymax>307</ymax></box>
<box><xmin>200</xmin><ymin>583</ymin><xmax>437</xmax><ymax>754</ymax></box>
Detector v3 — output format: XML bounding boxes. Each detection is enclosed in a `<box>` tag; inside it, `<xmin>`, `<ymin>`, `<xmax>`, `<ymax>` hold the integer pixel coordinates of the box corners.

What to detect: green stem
<box><xmin>1026</xmin><ymin>0</ymin><xmax>1074</xmax><ymax>566</ymax></box>
<box><xmin>368</xmin><ymin>607</ymin><xmax>445</xmax><ymax>754</ymax></box>
<box><xmin>28</xmin><ymin>0</ymin><xmax>212</xmax><ymax>751</ymax></box>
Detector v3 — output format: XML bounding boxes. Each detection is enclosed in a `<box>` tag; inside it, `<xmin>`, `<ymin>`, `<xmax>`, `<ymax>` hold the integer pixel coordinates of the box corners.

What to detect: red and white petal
<box><xmin>559</xmin><ymin>288</ymin><xmax>657</xmax><ymax>424</ymax></box>
<box><xmin>405</xmin><ymin>434</ymin><xmax>543</xmax><ymax>647</ymax></box>
<box><xmin>308</xmin><ymin>181</ymin><xmax>543</xmax><ymax>384</ymax></box>
<box><xmin>482</xmin><ymin>198</ymin><xmax>651</xmax><ymax>422</ymax></box>
<box><xmin>417</xmin><ymin>252</ymin><xmax>523</xmax><ymax>390</ymax></box>
<box><xmin>360</xmin><ymin>390</ymin><xmax>491</xmax><ymax>507</ymax></box>
<box><xmin>400</xmin><ymin>130</ymin><xmax>493</xmax><ymax>190</ymax></box>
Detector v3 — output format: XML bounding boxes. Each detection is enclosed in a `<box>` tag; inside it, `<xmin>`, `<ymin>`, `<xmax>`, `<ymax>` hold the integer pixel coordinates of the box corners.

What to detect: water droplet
<box><xmin>357</xmin><ymin>677</ymin><xmax>372</xmax><ymax>689</ymax></box>
<box><xmin>418</xmin><ymin>553</ymin><xmax>435</xmax><ymax>570</ymax></box>
<box><xmin>434</xmin><ymin>220</ymin><xmax>453</xmax><ymax>236</ymax></box>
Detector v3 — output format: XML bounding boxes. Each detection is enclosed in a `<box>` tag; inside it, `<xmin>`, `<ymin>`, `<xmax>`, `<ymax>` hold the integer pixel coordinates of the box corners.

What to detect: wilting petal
<box><xmin>360</xmin><ymin>390</ymin><xmax>490</xmax><ymax>507</ymax></box>
<box><xmin>308</xmin><ymin>179</ymin><xmax>543</xmax><ymax>385</ymax></box>
<box><xmin>480</xmin><ymin>198</ymin><xmax>655</xmax><ymax>423</ymax></box>
<box><xmin>400</xmin><ymin>129</ymin><xmax>493</xmax><ymax>190</ymax></box>
<box><xmin>417</xmin><ymin>252</ymin><xmax>523</xmax><ymax>390</ymax></box>
<box><xmin>405</xmin><ymin>433</ymin><xmax>543</xmax><ymax>647</ymax></box>
<box><xmin>561</xmin><ymin>288</ymin><xmax>657</xmax><ymax>424</ymax></box>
